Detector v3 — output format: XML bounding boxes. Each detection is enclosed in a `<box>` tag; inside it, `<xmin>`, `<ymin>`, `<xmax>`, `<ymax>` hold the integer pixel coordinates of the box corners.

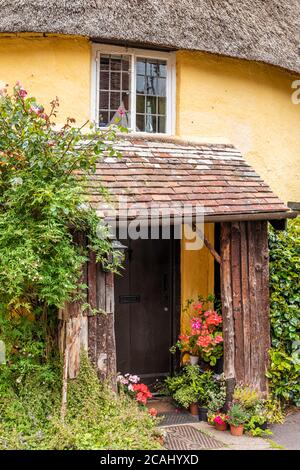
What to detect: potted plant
<box><xmin>213</xmin><ymin>413</ymin><xmax>228</xmax><ymax>431</ymax></box>
<box><xmin>227</xmin><ymin>404</ymin><xmax>249</xmax><ymax>436</ymax></box>
<box><xmin>165</xmin><ymin>364</ymin><xmax>202</xmax><ymax>416</ymax></box>
<box><xmin>197</xmin><ymin>370</ymin><xmax>223</xmax><ymax>422</ymax></box>
<box><xmin>170</xmin><ymin>296</ymin><xmax>223</xmax><ymax>368</ymax></box>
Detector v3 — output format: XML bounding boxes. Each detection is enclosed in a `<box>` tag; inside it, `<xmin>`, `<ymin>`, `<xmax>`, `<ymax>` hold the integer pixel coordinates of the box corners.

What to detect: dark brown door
<box><xmin>115</xmin><ymin>237</ymin><xmax>179</xmax><ymax>383</ymax></box>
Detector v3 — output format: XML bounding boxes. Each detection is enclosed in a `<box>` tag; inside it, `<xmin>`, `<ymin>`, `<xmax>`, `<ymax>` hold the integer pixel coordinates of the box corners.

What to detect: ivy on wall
<box><xmin>267</xmin><ymin>218</ymin><xmax>300</xmax><ymax>406</ymax></box>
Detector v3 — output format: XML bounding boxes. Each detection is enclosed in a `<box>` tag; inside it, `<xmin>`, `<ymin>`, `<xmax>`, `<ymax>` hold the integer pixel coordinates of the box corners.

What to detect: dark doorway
<box><xmin>115</xmin><ymin>236</ymin><xmax>180</xmax><ymax>384</ymax></box>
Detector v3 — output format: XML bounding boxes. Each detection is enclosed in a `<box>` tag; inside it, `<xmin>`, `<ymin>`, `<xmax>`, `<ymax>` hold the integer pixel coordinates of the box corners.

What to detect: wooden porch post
<box><xmin>87</xmin><ymin>251</ymin><xmax>117</xmax><ymax>390</ymax></box>
<box><xmin>220</xmin><ymin>221</ymin><xmax>270</xmax><ymax>399</ymax></box>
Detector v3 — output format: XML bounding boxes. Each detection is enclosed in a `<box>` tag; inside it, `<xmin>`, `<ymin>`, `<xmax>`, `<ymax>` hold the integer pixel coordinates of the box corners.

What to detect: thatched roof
<box><xmin>0</xmin><ymin>1</ymin><xmax>299</xmax><ymax>74</ymax></box>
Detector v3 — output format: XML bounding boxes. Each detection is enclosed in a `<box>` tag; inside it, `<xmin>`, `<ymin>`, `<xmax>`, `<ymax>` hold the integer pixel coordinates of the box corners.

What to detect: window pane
<box><xmin>156</xmin><ymin>78</ymin><xmax>166</xmax><ymax>96</ymax></box>
<box><xmin>135</xmin><ymin>57</ymin><xmax>167</xmax><ymax>133</ymax></box>
<box><xmin>99</xmin><ymin>91</ymin><xmax>109</xmax><ymax>110</ymax></box>
<box><xmin>122</xmin><ymin>72</ymin><xmax>129</xmax><ymax>91</ymax></box>
<box><xmin>110</xmin><ymin>92</ymin><xmax>121</xmax><ymax>110</ymax></box>
<box><xmin>98</xmin><ymin>53</ymin><xmax>131</xmax><ymax>128</ymax></box>
<box><xmin>136</xmin><ymin>114</ymin><xmax>145</xmax><ymax>132</ymax></box>
<box><xmin>100</xmin><ymin>71</ymin><xmax>109</xmax><ymax>90</ymax></box>
<box><xmin>136</xmin><ymin>75</ymin><xmax>145</xmax><ymax>94</ymax></box>
<box><xmin>136</xmin><ymin>59</ymin><xmax>145</xmax><ymax>75</ymax></box>
<box><xmin>158</xmin><ymin>97</ymin><xmax>166</xmax><ymax>115</ymax></box>
<box><xmin>145</xmin><ymin>96</ymin><xmax>157</xmax><ymax>114</ymax></box>
<box><xmin>136</xmin><ymin>95</ymin><xmax>145</xmax><ymax>113</ymax></box>
<box><xmin>111</xmin><ymin>72</ymin><xmax>121</xmax><ymax>90</ymax></box>
<box><xmin>158</xmin><ymin>116</ymin><xmax>166</xmax><ymax>133</ymax></box>
<box><xmin>100</xmin><ymin>55</ymin><xmax>109</xmax><ymax>70</ymax></box>
<box><xmin>122</xmin><ymin>92</ymin><xmax>129</xmax><ymax>111</ymax></box>
<box><xmin>111</xmin><ymin>56</ymin><xmax>121</xmax><ymax>70</ymax></box>
<box><xmin>99</xmin><ymin>111</ymin><xmax>109</xmax><ymax>126</ymax></box>
<box><xmin>122</xmin><ymin>57</ymin><xmax>130</xmax><ymax>71</ymax></box>
<box><xmin>145</xmin><ymin>115</ymin><xmax>157</xmax><ymax>133</ymax></box>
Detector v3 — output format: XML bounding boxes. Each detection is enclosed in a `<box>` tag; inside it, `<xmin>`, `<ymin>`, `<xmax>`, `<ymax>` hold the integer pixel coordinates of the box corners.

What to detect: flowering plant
<box><xmin>171</xmin><ymin>299</ymin><xmax>223</xmax><ymax>365</ymax></box>
<box><xmin>213</xmin><ymin>413</ymin><xmax>229</xmax><ymax>426</ymax></box>
<box><xmin>117</xmin><ymin>373</ymin><xmax>153</xmax><ymax>407</ymax></box>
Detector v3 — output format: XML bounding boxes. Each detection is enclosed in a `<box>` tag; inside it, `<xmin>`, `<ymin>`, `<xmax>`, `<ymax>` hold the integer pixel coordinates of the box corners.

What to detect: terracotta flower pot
<box><xmin>189</xmin><ymin>403</ymin><xmax>199</xmax><ymax>416</ymax></box>
<box><xmin>230</xmin><ymin>424</ymin><xmax>244</xmax><ymax>436</ymax></box>
<box><xmin>215</xmin><ymin>422</ymin><xmax>227</xmax><ymax>431</ymax></box>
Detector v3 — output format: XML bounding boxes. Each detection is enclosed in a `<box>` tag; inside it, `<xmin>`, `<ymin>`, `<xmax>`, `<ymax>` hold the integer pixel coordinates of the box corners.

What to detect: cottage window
<box><xmin>92</xmin><ymin>45</ymin><xmax>176</xmax><ymax>134</ymax></box>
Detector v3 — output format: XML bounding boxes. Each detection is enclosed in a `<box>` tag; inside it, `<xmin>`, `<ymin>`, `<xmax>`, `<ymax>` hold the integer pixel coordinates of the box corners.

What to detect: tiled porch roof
<box><xmin>84</xmin><ymin>136</ymin><xmax>289</xmax><ymax>221</ymax></box>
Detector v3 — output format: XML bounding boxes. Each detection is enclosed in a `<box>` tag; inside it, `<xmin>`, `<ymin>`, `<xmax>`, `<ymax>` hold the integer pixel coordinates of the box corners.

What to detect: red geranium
<box><xmin>132</xmin><ymin>383</ymin><xmax>152</xmax><ymax>405</ymax></box>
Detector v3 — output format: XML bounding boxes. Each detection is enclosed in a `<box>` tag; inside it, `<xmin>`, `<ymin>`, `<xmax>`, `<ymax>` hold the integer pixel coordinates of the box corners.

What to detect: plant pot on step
<box><xmin>189</xmin><ymin>355</ymin><xmax>199</xmax><ymax>365</ymax></box>
<box><xmin>230</xmin><ymin>424</ymin><xmax>244</xmax><ymax>436</ymax></box>
<box><xmin>215</xmin><ymin>422</ymin><xmax>227</xmax><ymax>431</ymax></box>
<box><xmin>198</xmin><ymin>406</ymin><xmax>208</xmax><ymax>422</ymax></box>
<box><xmin>189</xmin><ymin>403</ymin><xmax>199</xmax><ymax>416</ymax></box>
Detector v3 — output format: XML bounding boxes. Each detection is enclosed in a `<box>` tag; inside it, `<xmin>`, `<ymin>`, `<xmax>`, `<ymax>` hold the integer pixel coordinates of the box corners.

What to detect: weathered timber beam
<box><xmin>193</xmin><ymin>223</ymin><xmax>221</xmax><ymax>264</ymax></box>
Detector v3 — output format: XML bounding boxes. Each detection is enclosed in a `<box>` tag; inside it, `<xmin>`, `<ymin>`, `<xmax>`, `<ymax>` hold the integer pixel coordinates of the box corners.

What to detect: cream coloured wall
<box><xmin>176</xmin><ymin>51</ymin><xmax>300</xmax><ymax>204</ymax></box>
<box><xmin>0</xmin><ymin>34</ymin><xmax>91</xmax><ymax>125</ymax></box>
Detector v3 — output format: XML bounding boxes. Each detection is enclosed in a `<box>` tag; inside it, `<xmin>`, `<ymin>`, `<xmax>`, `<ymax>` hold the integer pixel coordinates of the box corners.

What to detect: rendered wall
<box><xmin>176</xmin><ymin>50</ymin><xmax>300</xmax><ymax>203</ymax></box>
<box><xmin>0</xmin><ymin>34</ymin><xmax>90</xmax><ymax>125</ymax></box>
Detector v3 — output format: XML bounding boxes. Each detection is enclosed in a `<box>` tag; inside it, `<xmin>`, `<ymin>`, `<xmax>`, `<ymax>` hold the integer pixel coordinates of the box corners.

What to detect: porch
<box><xmin>60</xmin><ymin>136</ymin><xmax>294</xmax><ymax>397</ymax></box>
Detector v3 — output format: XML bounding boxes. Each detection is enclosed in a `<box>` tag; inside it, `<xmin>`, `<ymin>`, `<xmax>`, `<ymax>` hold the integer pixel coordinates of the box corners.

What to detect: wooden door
<box><xmin>115</xmin><ymin>237</ymin><xmax>179</xmax><ymax>382</ymax></box>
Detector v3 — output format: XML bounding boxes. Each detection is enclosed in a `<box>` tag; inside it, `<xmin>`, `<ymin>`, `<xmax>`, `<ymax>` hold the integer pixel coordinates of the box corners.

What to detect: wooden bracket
<box><xmin>193</xmin><ymin>223</ymin><xmax>221</xmax><ymax>264</ymax></box>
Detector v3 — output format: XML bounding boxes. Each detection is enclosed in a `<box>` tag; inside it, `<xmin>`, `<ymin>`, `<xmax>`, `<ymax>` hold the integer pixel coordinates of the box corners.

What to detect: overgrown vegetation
<box><xmin>267</xmin><ymin>218</ymin><xmax>300</xmax><ymax>406</ymax></box>
<box><xmin>0</xmin><ymin>320</ymin><xmax>160</xmax><ymax>450</ymax></box>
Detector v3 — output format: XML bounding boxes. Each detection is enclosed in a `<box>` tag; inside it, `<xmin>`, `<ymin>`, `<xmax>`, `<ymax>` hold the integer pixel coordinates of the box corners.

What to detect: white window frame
<box><xmin>91</xmin><ymin>44</ymin><xmax>176</xmax><ymax>135</ymax></box>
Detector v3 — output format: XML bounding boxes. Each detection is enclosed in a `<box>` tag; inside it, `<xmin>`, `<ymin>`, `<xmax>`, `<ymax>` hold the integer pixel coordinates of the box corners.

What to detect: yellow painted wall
<box><xmin>0</xmin><ymin>34</ymin><xmax>91</xmax><ymax>125</ymax></box>
<box><xmin>176</xmin><ymin>51</ymin><xmax>300</xmax><ymax>204</ymax></box>
<box><xmin>181</xmin><ymin>224</ymin><xmax>215</xmax><ymax>332</ymax></box>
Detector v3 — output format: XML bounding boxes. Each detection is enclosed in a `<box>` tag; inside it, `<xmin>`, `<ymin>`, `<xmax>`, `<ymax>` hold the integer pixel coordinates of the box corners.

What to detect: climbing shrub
<box><xmin>267</xmin><ymin>218</ymin><xmax>300</xmax><ymax>406</ymax></box>
<box><xmin>0</xmin><ymin>83</ymin><xmax>121</xmax><ymax>314</ymax></box>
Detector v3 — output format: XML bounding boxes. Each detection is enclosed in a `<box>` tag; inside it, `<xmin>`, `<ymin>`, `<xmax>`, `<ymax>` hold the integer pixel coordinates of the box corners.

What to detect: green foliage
<box><xmin>269</xmin><ymin>218</ymin><xmax>300</xmax><ymax>351</ymax></box>
<box><xmin>0</xmin><ymin>85</ymin><xmax>121</xmax><ymax>313</ymax></box>
<box><xmin>268</xmin><ymin>218</ymin><xmax>300</xmax><ymax>405</ymax></box>
<box><xmin>165</xmin><ymin>365</ymin><xmax>224</xmax><ymax>409</ymax></box>
<box><xmin>264</xmin><ymin>398</ymin><xmax>284</xmax><ymax>424</ymax></box>
<box><xmin>0</xmin><ymin>347</ymin><xmax>160</xmax><ymax>450</ymax></box>
<box><xmin>227</xmin><ymin>403</ymin><xmax>249</xmax><ymax>426</ymax></box>
<box><xmin>206</xmin><ymin>374</ymin><xmax>226</xmax><ymax>412</ymax></box>
<box><xmin>233</xmin><ymin>385</ymin><xmax>261</xmax><ymax>409</ymax></box>
<box><xmin>244</xmin><ymin>415</ymin><xmax>272</xmax><ymax>437</ymax></box>
<box><xmin>266</xmin><ymin>349</ymin><xmax>300</xmax><ymax>406</ymax></box>
<box><xmin>232</xmin><ymin>384</ymin><xmax>283</xmax><ymax>436</ymax></box>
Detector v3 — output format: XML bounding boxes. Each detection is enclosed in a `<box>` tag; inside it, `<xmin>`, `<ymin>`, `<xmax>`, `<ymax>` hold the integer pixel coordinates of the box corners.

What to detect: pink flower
<box><xmin>191</xmin><ymin>318</ymin><xmax>202</xmax><ymax>330</ymax></box>
<box><xmin>214</xmin><ymin>415</ymin><xmax>226</xmax><ymax>425</ymax></box>
<box><xmin>193</xmin><ymin>302</ymin><xmax>202</xmax><ymax>312</ymax></box>
<box><xmin>19</xmin><ymin>88</ymin><xmax>27</xmax><ymax>98</ymax></box>
<box><xmin>214</xmin><ymin>335</ymin><xmax>223</xmax><ymax>344</ymax></box>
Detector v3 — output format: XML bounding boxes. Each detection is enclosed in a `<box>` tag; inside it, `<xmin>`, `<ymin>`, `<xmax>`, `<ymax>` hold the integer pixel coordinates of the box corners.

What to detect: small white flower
<box><xmin>10</xmin><ymin>177</ymin><xmax>23</xmax><ymax>187</ymax></box>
